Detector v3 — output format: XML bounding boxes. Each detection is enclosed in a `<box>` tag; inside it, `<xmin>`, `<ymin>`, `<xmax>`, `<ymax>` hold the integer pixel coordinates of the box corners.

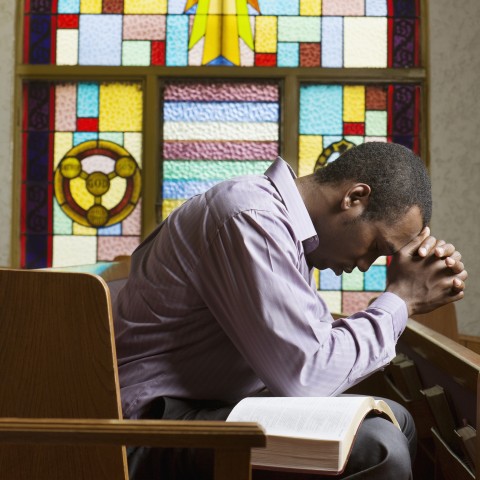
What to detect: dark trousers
<box><xmin>127</xmin><ymin>396</ymin><xmax>416</xmax><ymax>480</ymax></box>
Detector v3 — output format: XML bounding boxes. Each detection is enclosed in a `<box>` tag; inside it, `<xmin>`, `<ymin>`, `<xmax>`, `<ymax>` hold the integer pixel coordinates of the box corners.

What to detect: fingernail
<box><xmin>437</xmin><ymin>248</ymin><xmax>444</xmax><ymax>256</ymax></box>
<box><xmin>419</xmin><ymin>247</ymin><xmax>426</xmax><ymax>256</ymax></box>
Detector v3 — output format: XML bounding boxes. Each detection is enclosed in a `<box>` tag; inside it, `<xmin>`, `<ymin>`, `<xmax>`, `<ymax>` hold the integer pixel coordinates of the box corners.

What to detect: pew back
<box><xmin>0</xmin><ymin>264</ymin><xmax>265</xmax><ymax>480</ymax></box>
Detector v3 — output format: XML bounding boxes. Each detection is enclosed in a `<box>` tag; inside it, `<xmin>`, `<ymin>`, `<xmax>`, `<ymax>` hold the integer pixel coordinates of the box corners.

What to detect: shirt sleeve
<box><xmin>192</xmin><ymin>209</ymin><xmax>408</xmax><ymax>397</ymax></box>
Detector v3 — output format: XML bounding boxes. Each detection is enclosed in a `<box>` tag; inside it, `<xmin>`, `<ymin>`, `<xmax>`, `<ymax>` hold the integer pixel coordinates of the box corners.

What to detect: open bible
<box><xmin>226</xmin><ymin>396</ymin><xmax>400</xmax><ymax>474</ymax></box>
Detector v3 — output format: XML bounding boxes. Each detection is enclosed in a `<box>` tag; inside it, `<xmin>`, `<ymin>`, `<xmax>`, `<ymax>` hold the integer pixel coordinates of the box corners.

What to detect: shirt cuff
<box><xmin>368</xmin><ymin>292</ymin><xmax>409</xmax><ymax>340</ymax></box>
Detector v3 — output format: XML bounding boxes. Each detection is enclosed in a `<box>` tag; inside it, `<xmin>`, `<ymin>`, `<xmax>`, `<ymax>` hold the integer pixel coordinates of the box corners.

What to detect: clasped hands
<box><xmin>386</xmin><ymin>227</ymin><xmax>468</xmax><ymax>316</ymax></box>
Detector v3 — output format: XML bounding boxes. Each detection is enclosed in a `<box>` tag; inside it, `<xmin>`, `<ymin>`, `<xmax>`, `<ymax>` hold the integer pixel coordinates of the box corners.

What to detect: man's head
<box><xmin>297</xmin><ymin>142</ymin><xmax>432</xmax><ymax>274</ymax></box>
<box><xmin>314</xmin><ymin>142</ymin><xmax>432</xmax><ymax>227</ymax></box>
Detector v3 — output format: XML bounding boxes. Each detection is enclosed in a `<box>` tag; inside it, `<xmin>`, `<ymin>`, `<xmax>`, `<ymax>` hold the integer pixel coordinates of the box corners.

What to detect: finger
<box><xmin>444</xmin><ymin>251</ymin><xmax>462</xmax><ymax>264</ymax></box>
<box><xmin>418</xmin><ymin>238</ymin><xmax>437</xmax><ymax>257</ymax></box>
<box><xmin>456</xmin><ymin>269</ymin><xmax>468</xmax><ymax>282</ymax></box>
<box><xmin>435</xmin><ymin>242</ymin><xmax>456</xmax><ymax>258</ymax></box>
<box><xmin>409</xmin><ymin>227</ymin><xmax>433</xmax><ymax>256</ymax></box>
<box><xmin>448</xmin><ymin>291</ymin><xmax>465</xmax><ymax>301</ymax></box>
<box><xmin>452</xmin><ymin>276</ymin><xmax>467</xmax><ymax>292</ymax></box>
<box><xmin>445</xmin><ymin>258</ymin><xmax>464</xmax><ymax>273</ymax></box>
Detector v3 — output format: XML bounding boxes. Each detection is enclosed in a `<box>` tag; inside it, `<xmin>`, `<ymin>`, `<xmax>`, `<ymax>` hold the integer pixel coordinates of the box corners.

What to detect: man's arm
<box><xmin>193</xmin><ymin>210</ymin><xmax>407</xmax><ymax>397</ymax></box>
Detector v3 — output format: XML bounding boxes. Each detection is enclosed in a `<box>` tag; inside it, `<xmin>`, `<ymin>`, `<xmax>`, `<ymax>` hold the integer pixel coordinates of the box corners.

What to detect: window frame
<box><xmin>12</xmin><ymin>0</ymin><xmax>430</xmax><ymax>267</ymax></box>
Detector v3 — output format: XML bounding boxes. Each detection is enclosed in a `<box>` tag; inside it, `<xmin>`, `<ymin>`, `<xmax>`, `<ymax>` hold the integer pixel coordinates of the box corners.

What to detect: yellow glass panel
<box><xmin>208</xmin><ymin>0</ymin><xmax>222</xmax><ymax>13</ymax></box>
<box><xmin>224</xmin><ymin>0</ymin><xmax>237</xmax><ymax>14</ymax></box>
<box><xmin>102</xmin><ymin>176</ymin><xmax>127</xmax><ymax>209</ymax></box>
<box><xmin>54</xmin><ymin>133</ymin><xmax>73</xmax><ymax>169</ymax></box>
<box><xmin>300</xmin><ymin>0</ymin><xmax>322</xmax><ymax>16</ymax></box>
<box><xmin>203</xmin><ymin>14</ymin><xmax>222</xmax><ymax>64</ymax></box>
<box><xmin>343</xmin><ymin>86</ymin><xmax>365</xmax><ymax>123</ymax></box>
<box><xmin>72</xmin><ymin>223</ymin><xmax>97</xmax><ymax>235</ymax></box>
<box><xmin>163</xmin><ymin>199</ymin><xmax>185</xmax><ymax>218</ymax></box>
<box><xmin>124</xmin><ymin>133</ymin><xmax>143</xmax><ymax>167</ymax></box>
<box><xmin>99</xmin><ymin>83</ymin><xmax>143</xmax><ymax>132</ymax></box>
<box><xmin>373</xmin><ymin>256</ymin><xmax>387</xmax><ymax>266</ymax></box>
<box><xmin>255</xmin><ymin>16</ymin><xmax>277</xmax><ymax>53</ymax></box>
<box><xmin>320</xmin><ymin>291</ymin><xmax>342</xmax><ymax>315</ymax></box>
<box><xmin>70</xmin><ymin>177</ymin><xmax>95</xmax><ymax>210</ymax></box>
<box><xmin>222</xmin><ymin>15</ymin><xmax>240</xmax><ymax>65</ymax></box>
<box><xmin>80</xmin><ymin>0</ymin><xmax>102</xmax><ymax>13</ymax></box>
<box><xmin>299</xmin><ymin>135</ymin><xmax>323</xmax><ymax>177</ymax></box>
<box><xmin>124</xmin><ymin>0</ymin><xmax>167</xmax><ymax>13</ymax></box>
<box><xmin>313</xmin><ymin>269</ymin><xmax>319</xmax><ymax>289</ymax></box>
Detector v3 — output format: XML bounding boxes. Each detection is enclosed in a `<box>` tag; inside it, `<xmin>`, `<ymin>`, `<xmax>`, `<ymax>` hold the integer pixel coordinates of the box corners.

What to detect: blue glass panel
<box><xmin>29</xmin><ymin>15</ymin><xmax>51</xmax><ymax>64</ymax></box>
<box><xmin>393</xmin><ymin>135</ymin><xmax>414</xmax><ymax>150</ymax></box>
<box><xmin>99</xmin><ymin>132</ymin><xmax>124</xmax><ymax>144</ymax></box>
<box><xmin>394</xmin><ymin>0</ymin><xmax>417</xmax><ymax>17</ymax></box>
<box><xmin>163</xmin><ymin>102</ymin><xmax>279</xmax><ymax>122</ymax></box>
<box><xmin>27</xmin><ymin>132</ymin><xmax>50</xmax><ymax>182</ymax></box>
<box><xmin>79</xmin><ymin>15</ymin><xmax>122</xmax><ymax>65</ymax></box>
<box><xmin>163</xmin><ymin>180</ymin><xmax>219</xmax><ymax>199</ymax></box>
<box><xmin>26</xmin><ymin>235</ymin><xmax>48</xmax><ymax>268</ymax></box>
<box><xmin>25</xmin><ymin>184</ymin><xmax>49</xmax><ymax>234</ymax></box>
<box><xmin>77</xmin><ymin>83</ymin><xmax>99</xmax><ymax>117</ymax></box>
<box><xmin>73</xmin><ymin>132</ymin><xmax>99</xmax><ymax>145</ymax></box>
<box><xmin>98</xmin><ymin>224</ymin><xmax>122</xmax><ymax>235</ymax></box>
<box><xmin>58</xmin><ymin>0</ymin><xmax>80</xmax><ymax>14</ymax></box>
<box><xmin>168</xmin><ymin>0</ymin><xmax>187</xmax><ymax>14</ymax></box>
<box><xmin>30</xmin><ymin>0</ymin><xmax>53</xmax><ymax>13</ymax></box>
<box><xmin>257</xmin><ymin>0</ymin><xmax>299</xmax><ymax>15</ymax></box>
<box><xmin>366</xmin><ymin>0</ymin><xmax>387</xmax><ymax>16</ymax></box>
<box><xmin>277</xmin><ymin>43</ymin><xmax>299</xmax><ymax>67</ymax></box>
<box><xmin>323</xmin><ymin>136</ymin><xmax>343</xmax><ymax>149</ymax></box>
<box><xmin>321</xmin><ymin>17</ymin><xmax>343</xmax><ymax>68</ymax></box>
<box><xmin>300</xmin><ymin>85</ymin><xmax>343</xmax><ymax>135</ymax></box>
<box><xmin>27</xmin><ymin>82</ymin><xmax>51</xmax><ymax>131</ymax></box>
<box><xmin>320</xmin><ymin>269</ymin><xmax>341</xmax><ymax>290</ymax></box>
<box><xmin>166</xmin><ymin>15</ymin><xmax>189</xmax><ymax>66</ymax></box>
<box><xmin>53</xmin><ymin>199</ymin><xmax>73</xmax><ymax>235</ymax></box>
<box><xmin>364</xmin><ymin>266</ymin><xmax>387</xmax><ymax>291</ymax></box>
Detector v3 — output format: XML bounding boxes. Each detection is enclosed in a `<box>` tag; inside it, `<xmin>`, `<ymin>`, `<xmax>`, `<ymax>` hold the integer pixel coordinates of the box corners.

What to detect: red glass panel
<box><xmin>152</xmin><ymin>41</ymin><xmax>165</xmax><ymax>65</ymax></box>
<box><xmin>77</xmin><ymin>117</ymin><xmax>99</xmax><ymax>131</ymax></box>
<box><xmin>300</xmin><ymin>43</ymin><xmax>321</xmax><ymax>68</ymax></box>
<box><xmin>255</xmin><ymin>53</ymin><xmax>276</xmax><ymax>67</ymax></box>
<box><xmin>57</xmin><ymin>14</ymin><xmax>79</xmax><ymax>29</ymax></box>
<box><xmin>344</xmin><ymin>123</ymin><xmax>365</xmax><ymax>135</ymax></box>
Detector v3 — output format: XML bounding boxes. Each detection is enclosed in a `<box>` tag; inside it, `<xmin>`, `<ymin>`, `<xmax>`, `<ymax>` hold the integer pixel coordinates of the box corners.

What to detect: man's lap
<box><xmin>127</xmin><ymin>395</ymin><xmax>415</xmax><ymax>480</ymax></box>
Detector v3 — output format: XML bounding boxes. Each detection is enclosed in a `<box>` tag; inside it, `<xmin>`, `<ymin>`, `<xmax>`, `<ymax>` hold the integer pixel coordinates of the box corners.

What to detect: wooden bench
<box><xmin>0</xmin><ymin>262</ymin><xmax>266</xmax><ymax>480</ymax></box>
<box><xmin>349</xmin><ymin>318</ymin><xmax>480</xmax><ymax>479</ymax></box>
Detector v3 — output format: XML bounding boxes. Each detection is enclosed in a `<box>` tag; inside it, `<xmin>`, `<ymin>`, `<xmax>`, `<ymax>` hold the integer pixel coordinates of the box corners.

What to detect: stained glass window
<box><xmin>21</xmin><ymin>80</ymin><xmax>143</xmax><ymax>268</ymax></box>
<box><xmin>23</xmin><ymin>0</ymin><xmax>420</xmax><ymax>68</ymax></box>
<box><xmin>161</xmin><ymin>79</ymin><xmax>280</xmax><ymax>217</ymax></box>
<box><xmin>298</xmin><ymin>82</ymin><xmax>421</xmax><ymax>313</ymax></box>
<box><xmin>19</xmin><ymin>0</ymin><xmax>426</xmax><ymax>313</ymax></box>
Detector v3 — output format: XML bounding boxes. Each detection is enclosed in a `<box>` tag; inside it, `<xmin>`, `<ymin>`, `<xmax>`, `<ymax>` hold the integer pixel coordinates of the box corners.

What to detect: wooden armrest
<box><xmin>0</xmin><ymin>418</ymin><xmax>266</xmax><ymax>449</ymax></box>
<box><xmin>0</xmin><ymin>418</ymin><xmax>266</xmax><ymax>480</ymax></box>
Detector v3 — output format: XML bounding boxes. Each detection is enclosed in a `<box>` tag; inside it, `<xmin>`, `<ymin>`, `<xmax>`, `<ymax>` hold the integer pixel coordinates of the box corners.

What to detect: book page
<box><xmin>227</xmin><ymin>396</ymin><xmax>380</xmax><ymax>441</ymax></box>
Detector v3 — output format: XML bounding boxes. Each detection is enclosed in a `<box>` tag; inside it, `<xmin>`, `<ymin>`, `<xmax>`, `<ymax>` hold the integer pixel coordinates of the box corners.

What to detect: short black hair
<box><xmin>314</xmin><ymin>142</ymin><xmax>432</xmax><ymax>226</ymax></box>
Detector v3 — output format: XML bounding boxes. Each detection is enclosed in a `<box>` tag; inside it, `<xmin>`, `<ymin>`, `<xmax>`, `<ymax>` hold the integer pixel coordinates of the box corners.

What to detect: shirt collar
<box><xmin>265</xmin><ymin>157</ymin><xmax>319</xmax><ymax>254</ymax></box>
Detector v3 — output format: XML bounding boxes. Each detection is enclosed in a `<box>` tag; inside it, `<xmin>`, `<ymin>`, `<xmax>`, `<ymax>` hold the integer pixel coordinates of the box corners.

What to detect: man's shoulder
<box><xmin>205</xmin><ymin>173</ymin><xmax>284</xmax><ymax>219</ymax></box>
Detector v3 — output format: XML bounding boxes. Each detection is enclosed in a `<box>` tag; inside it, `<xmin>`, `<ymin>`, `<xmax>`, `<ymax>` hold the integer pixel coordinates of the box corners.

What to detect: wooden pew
<box><xmin>349</xmin><ymin>318</ymin><xmax>480</xmax><ymax>479</ymax></box>
<box><xmin>0</xmin><ymin>262</ymin><xmax>266</xmax><ymax>480</ymax></box>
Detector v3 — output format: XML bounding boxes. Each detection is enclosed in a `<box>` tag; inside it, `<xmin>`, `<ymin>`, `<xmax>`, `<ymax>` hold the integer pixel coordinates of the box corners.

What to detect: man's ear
<box><xmin>340</xmin><ymin>184</ymin><xmax>371</xmax><ymax>212</ymax></box>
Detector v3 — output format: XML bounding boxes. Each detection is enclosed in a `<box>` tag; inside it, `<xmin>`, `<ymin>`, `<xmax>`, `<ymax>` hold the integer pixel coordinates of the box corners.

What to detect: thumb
<box><xmin>403</xmin><ymin>226</ymin><xmax>430</xmax><ymax>256</ymax></box>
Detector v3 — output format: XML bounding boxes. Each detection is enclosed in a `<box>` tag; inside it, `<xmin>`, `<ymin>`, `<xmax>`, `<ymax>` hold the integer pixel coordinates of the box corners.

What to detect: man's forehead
<box><xmin>381</xmin><ymin>206</ymin><xmax>423</xmax><ymax>253</ymax></box>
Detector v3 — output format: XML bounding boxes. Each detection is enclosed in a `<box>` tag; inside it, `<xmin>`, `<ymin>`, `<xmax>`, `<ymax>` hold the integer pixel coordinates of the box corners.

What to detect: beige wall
<box><xmin>0</xmin><ymin>0</ymin><xmax>15</xmax><ymax>266</ymax></box>
<box><xmin>428</xmin><ymin>0</ymin><xmax>480</xmax><ymax>334</ymax></box>
<box><xmin>1</xmin><ymin>1</ymin><xmax>479</xmax><ymax>334</ymax></box>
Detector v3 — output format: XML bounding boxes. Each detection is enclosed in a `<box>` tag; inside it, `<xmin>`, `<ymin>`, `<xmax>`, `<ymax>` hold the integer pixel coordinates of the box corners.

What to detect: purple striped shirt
<box><xmin>113</xmin><ymin>158</ymin><xmax>408</xmax><ymax>419</ymax></box>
